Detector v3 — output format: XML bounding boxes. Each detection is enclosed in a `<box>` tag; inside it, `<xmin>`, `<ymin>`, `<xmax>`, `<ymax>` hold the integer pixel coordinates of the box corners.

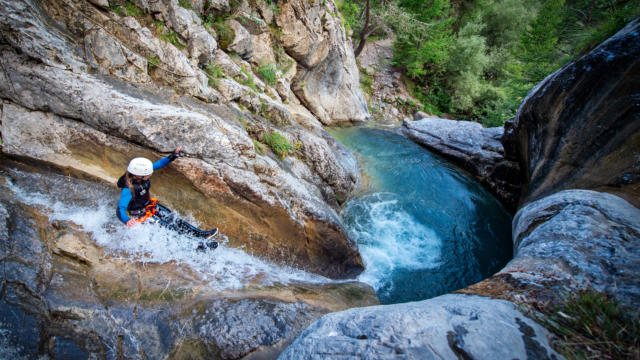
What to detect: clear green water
<box><xmin>329</xmin><ymin>126</ymin><xmax>513</xmax><ymax>304</ymax></box>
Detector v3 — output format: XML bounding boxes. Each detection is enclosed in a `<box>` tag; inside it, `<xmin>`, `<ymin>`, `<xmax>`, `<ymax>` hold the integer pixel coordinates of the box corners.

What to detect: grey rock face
<box><xmin>502</xmin><ymin>19</ymin><xmax>640</xmax><ymax>205</ymax></box>
<box><xmin>402</xmin><ymin>117</ymin><xmax>521</xmax><ymax>210</ymax></box>
<box><xmin>227</xmin><ymin>19</ymin><xmax>253</xmax><ymax>59</ymax></box>
<box><xmin>84</xmin><ymin>28</ymin><xmax>152</xmax><ymax>83</ymax></box>
<box><xmin>277</xmin><ymin>0</ymin><xmax>369</xmax><ymax>124</ymax></box>
<box><xmin>504</xmin><ymin>190</ymin><xmax>640</xmax><ymax>307</ymax></box>
<box><xmin>279</xmin><ymin>294</ymin><xmax>562</xmax><ymax>360</ymax></box>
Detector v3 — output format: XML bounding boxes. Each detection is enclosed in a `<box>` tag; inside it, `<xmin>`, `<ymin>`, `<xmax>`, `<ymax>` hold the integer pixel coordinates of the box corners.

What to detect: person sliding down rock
<box><xmin>117</xmin><ymin>146</ymin><xmax>218</xmax><ymax>251</ymax></box>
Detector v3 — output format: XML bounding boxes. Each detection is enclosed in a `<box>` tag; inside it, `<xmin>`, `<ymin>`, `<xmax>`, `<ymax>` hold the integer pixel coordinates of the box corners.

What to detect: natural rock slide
<box><xmin>1</xmin><ymin>0</ymin><xmax>638</xmax><ymax>357</ymax></box>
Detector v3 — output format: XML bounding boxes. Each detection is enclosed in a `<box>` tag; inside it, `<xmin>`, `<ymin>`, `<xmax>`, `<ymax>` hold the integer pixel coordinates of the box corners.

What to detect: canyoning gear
<box><xmin>116</xmin><ymin>148</ymin><xmax>219</xmax><ymax>250</ymax></box>
<box><xmin>117</xmin><ymin>155</ymin><xmax>174</xmax><ymax>223</ymax></box>
<box><xmin>127</xmin><ymin>157</ymin><xmax>154</xmax><ymax>176</ymax></box>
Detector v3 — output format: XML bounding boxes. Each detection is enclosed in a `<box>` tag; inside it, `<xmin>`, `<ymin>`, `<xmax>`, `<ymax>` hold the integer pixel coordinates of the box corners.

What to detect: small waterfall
<box><xmin>2</xmin><ymin>167</ymin><xmax>331</xmax><ymax>290</ymax></box>
<box><xmin>331</xmin><ymin>126</ymin><xmax>513</xmax><ymax>304</ymax></box>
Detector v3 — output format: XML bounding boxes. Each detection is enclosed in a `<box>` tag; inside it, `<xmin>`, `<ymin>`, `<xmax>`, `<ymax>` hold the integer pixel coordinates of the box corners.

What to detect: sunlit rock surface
<box><xmin>0</xmin><ymin>0</ymin><xmax>366</xmax><ymax>279</ymax></box>
<box><xmin>279</xmin><ymin>294</ymin><xmax>561</xmax><ymax>360</ymax></box>
<box><xmin>0</xmin><ymin>166</ymin><xmax>378</xmax><ymax>359</ymax></box>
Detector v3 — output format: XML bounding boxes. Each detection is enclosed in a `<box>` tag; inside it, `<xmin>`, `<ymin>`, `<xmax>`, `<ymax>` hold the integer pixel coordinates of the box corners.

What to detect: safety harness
<box><xmin>136</xmin><ymin>198</ymin><xmax>158</xmax><ymax>223</ymax></box>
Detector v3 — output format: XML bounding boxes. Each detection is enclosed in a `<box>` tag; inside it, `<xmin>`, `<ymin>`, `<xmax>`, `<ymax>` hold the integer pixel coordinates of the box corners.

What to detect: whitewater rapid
<box><xmin>2</xmin><ymin>167</ymin><xmax>331</xmax><ymax>290</ymax></box>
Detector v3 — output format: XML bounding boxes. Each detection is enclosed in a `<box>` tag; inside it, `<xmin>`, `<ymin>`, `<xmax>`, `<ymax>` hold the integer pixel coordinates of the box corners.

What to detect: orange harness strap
<box><xmin>137</xmin><ymin>198</ymin><xmax>158</xmax><ymax>223</ymax></box>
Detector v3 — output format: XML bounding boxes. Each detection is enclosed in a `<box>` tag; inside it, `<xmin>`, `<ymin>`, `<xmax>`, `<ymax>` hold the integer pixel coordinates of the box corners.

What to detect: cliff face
<box><xmin>0</xmin><ymin>0</ymin><xmax>370</xmax><ymax>279</ymax></box>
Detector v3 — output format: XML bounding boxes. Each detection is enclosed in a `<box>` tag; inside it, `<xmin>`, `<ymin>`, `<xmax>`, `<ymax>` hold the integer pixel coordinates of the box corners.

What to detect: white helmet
<box><xmin>127</xmin><ymin>157</ymin><xmax>153</xmax><ymax>176</ymax></box>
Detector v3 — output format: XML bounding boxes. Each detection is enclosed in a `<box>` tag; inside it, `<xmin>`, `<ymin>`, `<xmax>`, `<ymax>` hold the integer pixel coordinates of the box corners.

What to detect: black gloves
<box><xmin>168</xmin><ymin>148</ymin><xmax>182</xmax><ymax>162</ymax></box>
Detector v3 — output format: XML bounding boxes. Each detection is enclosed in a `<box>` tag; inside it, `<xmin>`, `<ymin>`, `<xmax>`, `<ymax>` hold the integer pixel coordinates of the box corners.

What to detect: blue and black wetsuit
<box><xmin>116</xmin><ymin>155</ymin><xmax>217</xmax><ymax>241</ymax></box>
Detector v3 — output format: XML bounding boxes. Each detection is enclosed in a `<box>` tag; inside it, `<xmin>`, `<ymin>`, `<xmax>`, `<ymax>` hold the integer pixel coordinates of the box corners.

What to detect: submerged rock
<box><xmin>279</xmin><ymin>294</ymin><xmax>561</xmax><ymax>360</ymax></box>
<box><xmin>402</xmin><ymin>117</ymin><xmax>521</xmax><ymax>210</ymax></box>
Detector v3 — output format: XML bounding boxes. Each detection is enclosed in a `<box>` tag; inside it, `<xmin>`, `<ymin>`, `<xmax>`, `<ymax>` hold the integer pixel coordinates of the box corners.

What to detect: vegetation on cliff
<box><xmin>339</xmin><ymin>0</ymin><xmax>640</xmax><ymax>126</ymax></box>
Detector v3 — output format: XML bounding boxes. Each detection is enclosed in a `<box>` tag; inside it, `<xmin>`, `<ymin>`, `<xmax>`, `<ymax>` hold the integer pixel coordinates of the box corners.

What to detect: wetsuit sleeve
<box><xmin>118</xmin><ymin>188</ymin><xmax>133</xmax><ymax>223</ymax></box>
<box><xmin>152</xmin><ymin>155</ymin><xmax>171</xmax><ymax>171</ymax></box>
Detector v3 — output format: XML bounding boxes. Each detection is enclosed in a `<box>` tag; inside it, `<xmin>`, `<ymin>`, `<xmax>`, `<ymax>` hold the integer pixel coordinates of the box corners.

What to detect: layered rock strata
<box><xmin>0</xmin><ymin>0</ymin><xmax>370</xmax><ymax>278</ymax></box>
<box><xmin>402</xmin><ymin>117</ymin><xmax>521</xmax><ymax>210</ymax></box>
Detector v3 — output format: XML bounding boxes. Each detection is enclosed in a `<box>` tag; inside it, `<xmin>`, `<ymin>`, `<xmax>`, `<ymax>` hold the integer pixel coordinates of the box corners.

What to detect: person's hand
<box><xmin>169</xmin><ymin>146</ymin><xmax>183</xmax><ymax>161</ymax></box>
<box><xmin>126</xmin><ymin>219</ymin><xmax>138</xmax><ymax>227</ymax></box>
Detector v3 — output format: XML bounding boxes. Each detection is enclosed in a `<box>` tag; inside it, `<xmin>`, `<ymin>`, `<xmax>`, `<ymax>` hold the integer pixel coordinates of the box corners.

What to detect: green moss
<box><xmin>262</xmin><ymin>131</ymin><xmax>292</xmax><ymax>160</ymax></box>
<box><xmin>204</xmin><ymin>63</ymin><xmax>224</xmax><ymax>87</ymax></box>
<box><xmin>211</xmin><ymin>19</ymin><xmax>235</xmax><ymax>50</ymax></box>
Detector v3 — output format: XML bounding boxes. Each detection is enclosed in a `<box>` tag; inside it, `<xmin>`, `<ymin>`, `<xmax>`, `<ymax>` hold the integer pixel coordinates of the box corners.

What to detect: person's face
<box><xmin>132</xmin><ymin>174</ymin><xmax>151</xmax><ymax>182</ymax></box>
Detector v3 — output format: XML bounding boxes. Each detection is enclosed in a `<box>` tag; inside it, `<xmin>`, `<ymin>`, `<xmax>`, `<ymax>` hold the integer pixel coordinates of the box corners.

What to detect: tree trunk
<box><xmin>354</xmin><ymin>0</ymin><xmax>371</xmax><ymax>58</ymax></box>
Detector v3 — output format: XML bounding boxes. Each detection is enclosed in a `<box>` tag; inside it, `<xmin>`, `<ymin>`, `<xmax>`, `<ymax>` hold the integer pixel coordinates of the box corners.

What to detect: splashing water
<box><xmin>2</xmin><ymin>167</ymin><xmax>330</xmax><ymax>290</ymax></box>
<box><xmin>331</xmin><ymin>126</ymin><xmax>513</xmax><ymax>304</ymax></box>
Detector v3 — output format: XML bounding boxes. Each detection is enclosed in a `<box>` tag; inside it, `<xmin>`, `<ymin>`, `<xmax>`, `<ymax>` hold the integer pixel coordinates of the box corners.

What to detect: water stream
<box><xmin>329</xmin><ymin>126</ymin><xmax>513</xmax><ymax>304</ymax></box>
<box><xmin>1</xmin><ymin>167</ymin><xmax>330</xmax><ymax>291</ymax></box>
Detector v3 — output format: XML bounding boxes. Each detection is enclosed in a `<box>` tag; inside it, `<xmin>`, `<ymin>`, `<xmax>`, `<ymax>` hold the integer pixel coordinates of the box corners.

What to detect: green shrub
<box><xmin>177</xmin><ymin>0</ymin><xmax>192</xmax><ymax>9</ymax></box>
<box><xmin>239</xmin><ymin>68</ymin><xmax>259</xmax><ymax>92</ymax></box>
<box><xmin>257</xmin><ymin>64</ymin><xmax>277</xmax><ymax>87</ymax></box>
<box><xmin>262</xmin><ymin>131</ymin><xmax>292</xmax><ymax>160</ymax></box>
<box><xmin>110</xmin><ymin>4</ymin><xmax>126</xmax><ymax>16</ymax></box>
<box><xmin>213</xmin><ymin>20</ymin><xmax>235</xmax><ymax>50</ymax></box>
<box><xmin>252</xmin><ymin>139</ymin><xmax>265</xmax><ymax>155</ymax></box>
<box><xmin>147</xmin><ymin>55</ymin><xmax>160</xmax><ymax>72</ymax></box>
<box><xmin>124</xmin><ymin>1</ymin><xmax>144</xmax><ymax>16</ymax></box>
<box><xmin>205</xmin><ymin>63</ymin><xmax>224</xmax><ymax>87</ymax></box>
<box><xmin>158</xmin><ymin>30</ymin><xmax>185</xmax><ymax>49</ymax></box>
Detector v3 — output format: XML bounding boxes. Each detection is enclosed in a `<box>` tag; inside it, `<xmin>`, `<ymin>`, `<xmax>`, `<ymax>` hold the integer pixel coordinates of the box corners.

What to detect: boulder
<box><xmin>280</xmin><ymin>294</ymin><xmax>561</xmax><ymax>360</ymax></box>
<box><xmin>402</xmin><ymin>118</ymin><xmax>521</xmax><ymax>210</ymax></box>
<box><xmin>276</xmin><ymin>0</ymin><xmax>369</xmax><ymax>124</ymax></box>
<box><xmin>502</xmin><ymin>19</ymin><xmax>640</xmax><ymax>205</ymax></box>
<box><xmin>227</xmin><ymin>19</ymin><xmax>253</xmax><ymax>59</ymax></box>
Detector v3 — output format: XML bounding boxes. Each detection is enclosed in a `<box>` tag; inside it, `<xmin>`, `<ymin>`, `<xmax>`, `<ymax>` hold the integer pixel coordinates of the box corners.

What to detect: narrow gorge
<box><xmin>1</xmin><ymin>0</ymin><xmax>638</xmax><ymax>358</ymax></box>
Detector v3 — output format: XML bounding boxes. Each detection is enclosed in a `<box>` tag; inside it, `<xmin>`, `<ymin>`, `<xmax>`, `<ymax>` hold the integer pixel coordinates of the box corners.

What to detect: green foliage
<box><xmin>536</xmin><ymin>290</ymin><xmax>640</xmax><ymax>359</ymax></box>
<box><xmin>213</xmin><ymin>20</ymin><xmax>235</xmax><ymax>50</ymax></box>
<box><xmin>156</xmin><ymin>23</ymin><xmax>185</xmax><ymax>50</ymax></box>
<box><xmin>205</xmin><ymin>63</ymin><xmax>224</xmax><ymax>87</ymax></box>
<box><xmin>178</xmin><ymin>0</ymin><xmax>193</xmax><ymax>9</ymax></box>
<box><xmin>147</xmin><ymin>55</ymin><xmax>160</xmax><ymax>72</ymax></box>
<box><xmin>252</xmin><ymin>139</ymin><xmax>265</xmax><ymax>155</ymax></box>
<box><xmin>262</xmin><ymin>131</ymin><xmax>292</xmax><ymax>160</ymax></box>
<box><xmin>110</xmin><ymin>4</ymin><xmax>126</xmax><ymax>16</ymax></box>
<box><xmin>337</xmin><ymin>0</ymin><xmax>361</xmax><ymax>34</ymax></box>
<box><xmin>359</xmin><ymin>69</ymin><xmax>373</xmax><ymax>96</ymax></box>
<box><xmin>257</xmin><ymin>64</ymin><xmax>277</xmax><ymax>86</ymax></box>
<box><xmin>239</xmin><ymin>68</ymin><xmax>259</xmax><ymax>92</ymax></box>
<box><xmin>123</xmin><ymin>1</ymin><xmax>144</xmax><ymax>16</ymax></box>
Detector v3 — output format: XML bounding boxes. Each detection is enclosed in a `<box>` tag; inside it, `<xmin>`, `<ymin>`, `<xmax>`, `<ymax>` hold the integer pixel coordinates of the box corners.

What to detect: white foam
<box><xmin>3</xmin><ymin>170</ymin><xmax>330</xmax><ymax>290</ymax></box>
<box><xmin>346</xmin><ymin>193</ymin><xmax>442</xmax><ymax>292</ymax></box>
